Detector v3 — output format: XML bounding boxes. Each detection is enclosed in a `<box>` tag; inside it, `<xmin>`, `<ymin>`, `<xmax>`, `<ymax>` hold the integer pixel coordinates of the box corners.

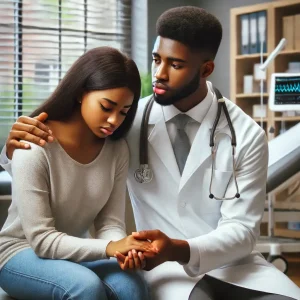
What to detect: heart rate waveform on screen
<box><xmin>273</xmin><ymin>75</ymin><xmax>300</xmax><ymax>106</ymax></box>
<box><xmin>275</xmin><ymin>83</ymin><xmax>300</xmax><ymax>93</ymax></box>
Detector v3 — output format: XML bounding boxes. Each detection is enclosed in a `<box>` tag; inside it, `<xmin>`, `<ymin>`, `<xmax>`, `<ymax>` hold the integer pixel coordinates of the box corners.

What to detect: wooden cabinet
<box><xmin>230</xmin><ymin>0</ymin><xmax>300</xmax><ymax>140</ymax></box>
<box><xmin>230</xmin><ymin>0</ymin><xmax>300</xmax><ymax>239</ymax></box>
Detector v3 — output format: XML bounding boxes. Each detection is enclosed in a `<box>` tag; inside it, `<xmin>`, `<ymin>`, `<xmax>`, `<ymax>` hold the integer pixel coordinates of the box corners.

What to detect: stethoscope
<box><xmin>134</xmin><ymin>86</ymin><xmax>240</xmax><ymax>200</ymax></box>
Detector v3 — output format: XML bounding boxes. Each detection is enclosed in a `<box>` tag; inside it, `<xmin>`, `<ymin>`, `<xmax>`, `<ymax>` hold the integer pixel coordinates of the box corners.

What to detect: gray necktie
<box><xmin>171</xmin><ymin>114</ymin><xmax>191</xmax><ymax>175</ymax></box>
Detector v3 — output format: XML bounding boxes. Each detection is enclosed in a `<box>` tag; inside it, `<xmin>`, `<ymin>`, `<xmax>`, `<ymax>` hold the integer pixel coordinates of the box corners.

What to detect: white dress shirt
<box><xmin>162</xmin><ymin>88</ymin><xmax>213</xmax><ymax>148</ymax></box>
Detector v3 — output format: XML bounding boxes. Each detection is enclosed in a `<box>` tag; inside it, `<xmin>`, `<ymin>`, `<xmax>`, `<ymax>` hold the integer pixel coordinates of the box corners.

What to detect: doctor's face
<box><xmin>152</xmin><ymin>37</ymin><xmax>207</xmax><ymax>106</ymax></box>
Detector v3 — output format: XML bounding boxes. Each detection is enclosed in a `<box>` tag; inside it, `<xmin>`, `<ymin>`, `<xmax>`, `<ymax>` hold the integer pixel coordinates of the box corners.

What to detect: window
<box><xmin>0</xmin><ymin>0</ymin><xmax>131</xmax><ymax>147</ymax></box>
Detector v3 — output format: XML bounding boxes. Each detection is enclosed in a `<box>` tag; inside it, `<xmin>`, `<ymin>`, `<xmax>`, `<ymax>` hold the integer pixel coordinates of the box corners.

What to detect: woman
<box><xmin>0</xmin><ymin>47</ymin><xmax>152</xmax><ymax>300</ymax></box>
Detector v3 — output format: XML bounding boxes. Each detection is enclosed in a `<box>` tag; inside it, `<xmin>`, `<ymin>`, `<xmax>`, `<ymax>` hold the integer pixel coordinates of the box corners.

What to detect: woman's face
<box><xmin>80</xmin><ymin>87</ymin><xmax>134</xmax><ymax>138</ymax></box>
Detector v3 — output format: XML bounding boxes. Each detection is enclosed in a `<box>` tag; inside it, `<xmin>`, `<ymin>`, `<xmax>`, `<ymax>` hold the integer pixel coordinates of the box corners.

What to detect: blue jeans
<box><xmin>0</xmin><ymin>249</ymin><xmax>150</xmax><ymax>300</ymax></box>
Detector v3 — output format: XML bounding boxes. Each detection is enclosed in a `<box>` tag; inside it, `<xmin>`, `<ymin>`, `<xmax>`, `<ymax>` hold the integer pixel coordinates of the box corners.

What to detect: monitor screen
<box><xmin>269</xmin><ymin>73</ymin><xmax>300</xmax><ymax>111</ymax></box>
<box><xmin>274</xmin><ymin>76</ymin><xmax>300</xmax><ymax>105</ymax></box>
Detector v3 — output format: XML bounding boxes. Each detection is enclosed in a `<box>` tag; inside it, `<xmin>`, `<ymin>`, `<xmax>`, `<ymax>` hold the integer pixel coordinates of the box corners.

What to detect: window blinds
<box><xmin>0</xmin><ymin>0</ymin><xmax>131</xmax><ymax>147</ymax></box>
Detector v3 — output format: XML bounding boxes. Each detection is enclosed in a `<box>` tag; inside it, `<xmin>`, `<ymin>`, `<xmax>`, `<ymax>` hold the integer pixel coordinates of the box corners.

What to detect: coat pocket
<box><xmin>199</xmin><ymin>168</ymin><xmax>233</xmax><ymax>213</ymax></box>
<box><xmin>206</xmin><ymin>167</ymin><xmax>233</xmax><ymax>199</ymax></box>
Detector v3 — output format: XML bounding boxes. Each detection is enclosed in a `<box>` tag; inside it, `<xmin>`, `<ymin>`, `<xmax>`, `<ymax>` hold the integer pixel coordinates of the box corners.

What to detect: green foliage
<box><xmin>40</xmin><ymin>0</ymin><xmax>75</xmax><ymax>24</ymax></box>
<box><xmin>140</xmin><ymin>73</ymin><xmax>153</xmax><ymax>98</ymax></box>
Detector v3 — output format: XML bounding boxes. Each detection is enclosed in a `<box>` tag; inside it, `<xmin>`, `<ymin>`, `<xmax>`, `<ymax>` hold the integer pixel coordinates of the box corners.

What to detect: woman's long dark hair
<box><xmin>30</xmin><ymin>47</ymin><xmax>141</xmax><ymax>140</ymax></box>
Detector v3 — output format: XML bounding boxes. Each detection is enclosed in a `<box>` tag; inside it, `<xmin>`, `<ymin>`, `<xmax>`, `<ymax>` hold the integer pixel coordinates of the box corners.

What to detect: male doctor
<box><xmin>1</xmin><ymin>6</ymin><xmax>300</xmax><ymax>300</ymax></box>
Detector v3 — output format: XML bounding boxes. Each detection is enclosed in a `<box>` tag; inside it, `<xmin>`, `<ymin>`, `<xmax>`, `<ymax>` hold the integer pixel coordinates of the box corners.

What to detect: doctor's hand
<box><xmin>131</xmin><ymin>230</ymin><xmax>190</xmax><ymax>271</ymax></box>
<box><xmin>6</xmin><ymin>112</ymin><xmax>54</xmax><ymax>159</ymax></box>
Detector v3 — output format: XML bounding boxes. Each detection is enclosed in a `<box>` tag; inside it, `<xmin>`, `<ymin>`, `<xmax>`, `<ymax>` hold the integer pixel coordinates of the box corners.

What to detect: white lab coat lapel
<box><xmin>179</xmin><ymin>93</ymin><xmax>229</xmax><ymax>192</ymax></box>
<box><xmin>148</xmin><ymin>101</ymin><xmax>181</xmax><ymax>184</ymax></box>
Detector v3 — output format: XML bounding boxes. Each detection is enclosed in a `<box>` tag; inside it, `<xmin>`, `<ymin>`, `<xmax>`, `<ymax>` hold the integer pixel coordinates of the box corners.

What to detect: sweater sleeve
<box><xmin>94</xmin><ymin>139</ymin><xmax>128</xmax><ymax>241</ymax></box>
<box><xmin>11</xmin><ymin>144</ymin><xmax>111</xmax><ymax>262</ymax></box>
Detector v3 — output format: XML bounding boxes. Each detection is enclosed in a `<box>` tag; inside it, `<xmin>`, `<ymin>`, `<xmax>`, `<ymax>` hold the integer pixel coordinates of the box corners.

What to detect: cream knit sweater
<box><xmin>0</xmin><ymin>138</ymin><xmax>128</xmax><ymax>269</ymax></box>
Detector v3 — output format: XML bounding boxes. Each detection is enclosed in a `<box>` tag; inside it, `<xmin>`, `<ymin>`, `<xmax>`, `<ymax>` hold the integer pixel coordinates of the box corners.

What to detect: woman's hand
<box><xmin>115</xmin><ymin>250</ymin><xmax>146</xmax><ymax>270</ymax></box>
<box><xmin>105</xmin><ymin>235</ymin><xmax>155</xmax><ymax>257</ymax></box>
<box><xmin>6</xmin><ymin>112</ymin><xmax>54</xmax><ymax>159</ymax></box>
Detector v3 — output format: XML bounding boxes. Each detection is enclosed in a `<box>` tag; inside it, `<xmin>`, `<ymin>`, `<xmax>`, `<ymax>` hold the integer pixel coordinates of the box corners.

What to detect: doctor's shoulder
<box><xmin>225</xmin><ymin>98</ymin><xmax>266</xmax><ymax>136</ymax></box>
<box><xmin>225</xmin><ymin>98</ymin><xmax>268</xmax><ymax>154</ymax></box>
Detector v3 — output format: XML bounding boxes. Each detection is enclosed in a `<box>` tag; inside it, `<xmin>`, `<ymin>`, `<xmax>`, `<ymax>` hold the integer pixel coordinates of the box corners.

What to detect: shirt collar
<box><xmin>162</xmin><ymin>82</ymin><xmax>213</xmax><ymax>123</ymax></box>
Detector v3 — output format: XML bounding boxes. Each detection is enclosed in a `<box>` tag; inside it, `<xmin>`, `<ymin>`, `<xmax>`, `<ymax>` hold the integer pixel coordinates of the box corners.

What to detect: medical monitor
<box><xmin>269</xmin><ymin>73</ymin><xmax>300</xmax><ymax>111</ymax></box>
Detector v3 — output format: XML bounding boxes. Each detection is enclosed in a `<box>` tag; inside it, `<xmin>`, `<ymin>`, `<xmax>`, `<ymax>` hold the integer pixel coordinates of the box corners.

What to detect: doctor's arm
<box><xmin>132</xmin><ymin>130</ymin><xmax>268</xmax><ymax>273</ymax></box>
<box><xmin>182</xmin><ymin>130</ymin><xmax>268</xmax><ymax>276</ymax></box>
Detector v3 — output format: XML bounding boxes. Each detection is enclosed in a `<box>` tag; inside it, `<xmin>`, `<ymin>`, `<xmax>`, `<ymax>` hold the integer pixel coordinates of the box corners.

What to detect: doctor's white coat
<box><xmin>126</xmin><ymin>82</ymin><xmax>300</xmax><ymax>300</ymax></box>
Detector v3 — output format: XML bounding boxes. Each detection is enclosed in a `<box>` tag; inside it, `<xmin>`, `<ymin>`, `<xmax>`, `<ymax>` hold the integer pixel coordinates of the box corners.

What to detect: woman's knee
<box><xmin>106</xmin><ymin>270</ymin><xmax>150</xmax><ymax>300</ymax></box>
<box><xmin>82</xmin><ymin>259</ymin><xmax>150</xmax><ymax>300</ymax></box>
<box><xmin>0</xmin><ymin>250</ymin><xmax>107</xmax><ymax>300</ymax></box>
<box><xmin>0</xmin><ymin>264</ymin><xmax>106</xmax><ymax>300</ymax></box>
<box><xmin>66</xmin><ymin>269</ymin><xmax>107</xmax><ymax>300</ymax></box>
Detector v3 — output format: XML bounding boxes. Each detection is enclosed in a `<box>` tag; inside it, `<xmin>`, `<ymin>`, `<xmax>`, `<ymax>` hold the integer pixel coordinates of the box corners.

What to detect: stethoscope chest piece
<box><xmin>134</xmin><ymin>164</ymin><xmax>153</xmax><ymax>183</ymax></box>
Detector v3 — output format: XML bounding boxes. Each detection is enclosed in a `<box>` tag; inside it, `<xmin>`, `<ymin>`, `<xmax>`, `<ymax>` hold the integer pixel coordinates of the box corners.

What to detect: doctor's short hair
<box><xmin>156</xmin><ymin>6</ymin><xmax>223</xmax><ymax>60</ymax></box>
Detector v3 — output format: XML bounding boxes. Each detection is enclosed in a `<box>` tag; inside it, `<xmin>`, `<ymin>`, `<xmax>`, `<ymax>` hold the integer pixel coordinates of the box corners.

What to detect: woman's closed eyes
<box><xmin>100</xmin><ymin>103</ymin><xmax>128</xmax><ymax>116</ymax></box>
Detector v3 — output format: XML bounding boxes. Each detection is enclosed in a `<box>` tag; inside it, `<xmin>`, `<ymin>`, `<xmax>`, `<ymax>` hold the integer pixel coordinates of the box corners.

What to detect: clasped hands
<box><xmin>106</xmin><ymin>230</ymin><xmax>174</xmax><ymax>271</ymax></box>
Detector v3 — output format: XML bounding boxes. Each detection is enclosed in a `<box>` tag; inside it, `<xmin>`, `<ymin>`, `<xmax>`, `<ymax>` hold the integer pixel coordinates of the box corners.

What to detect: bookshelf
<box><xmin>230</xmin><ymin>0</ymin><xmax>300</xmax><ymax>140</ymax></box>
<box><xmin>230</xmin><ymin>0</ymin><xmax>300</xmax><ymax>240</ymax></box>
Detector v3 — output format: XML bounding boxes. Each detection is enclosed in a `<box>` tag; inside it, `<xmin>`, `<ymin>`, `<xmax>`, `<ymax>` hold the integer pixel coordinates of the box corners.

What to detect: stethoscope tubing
<box><xmin>134</xmin><ymin>86</ymin><xmax>240</xmax><ymax>200</ymax></box>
